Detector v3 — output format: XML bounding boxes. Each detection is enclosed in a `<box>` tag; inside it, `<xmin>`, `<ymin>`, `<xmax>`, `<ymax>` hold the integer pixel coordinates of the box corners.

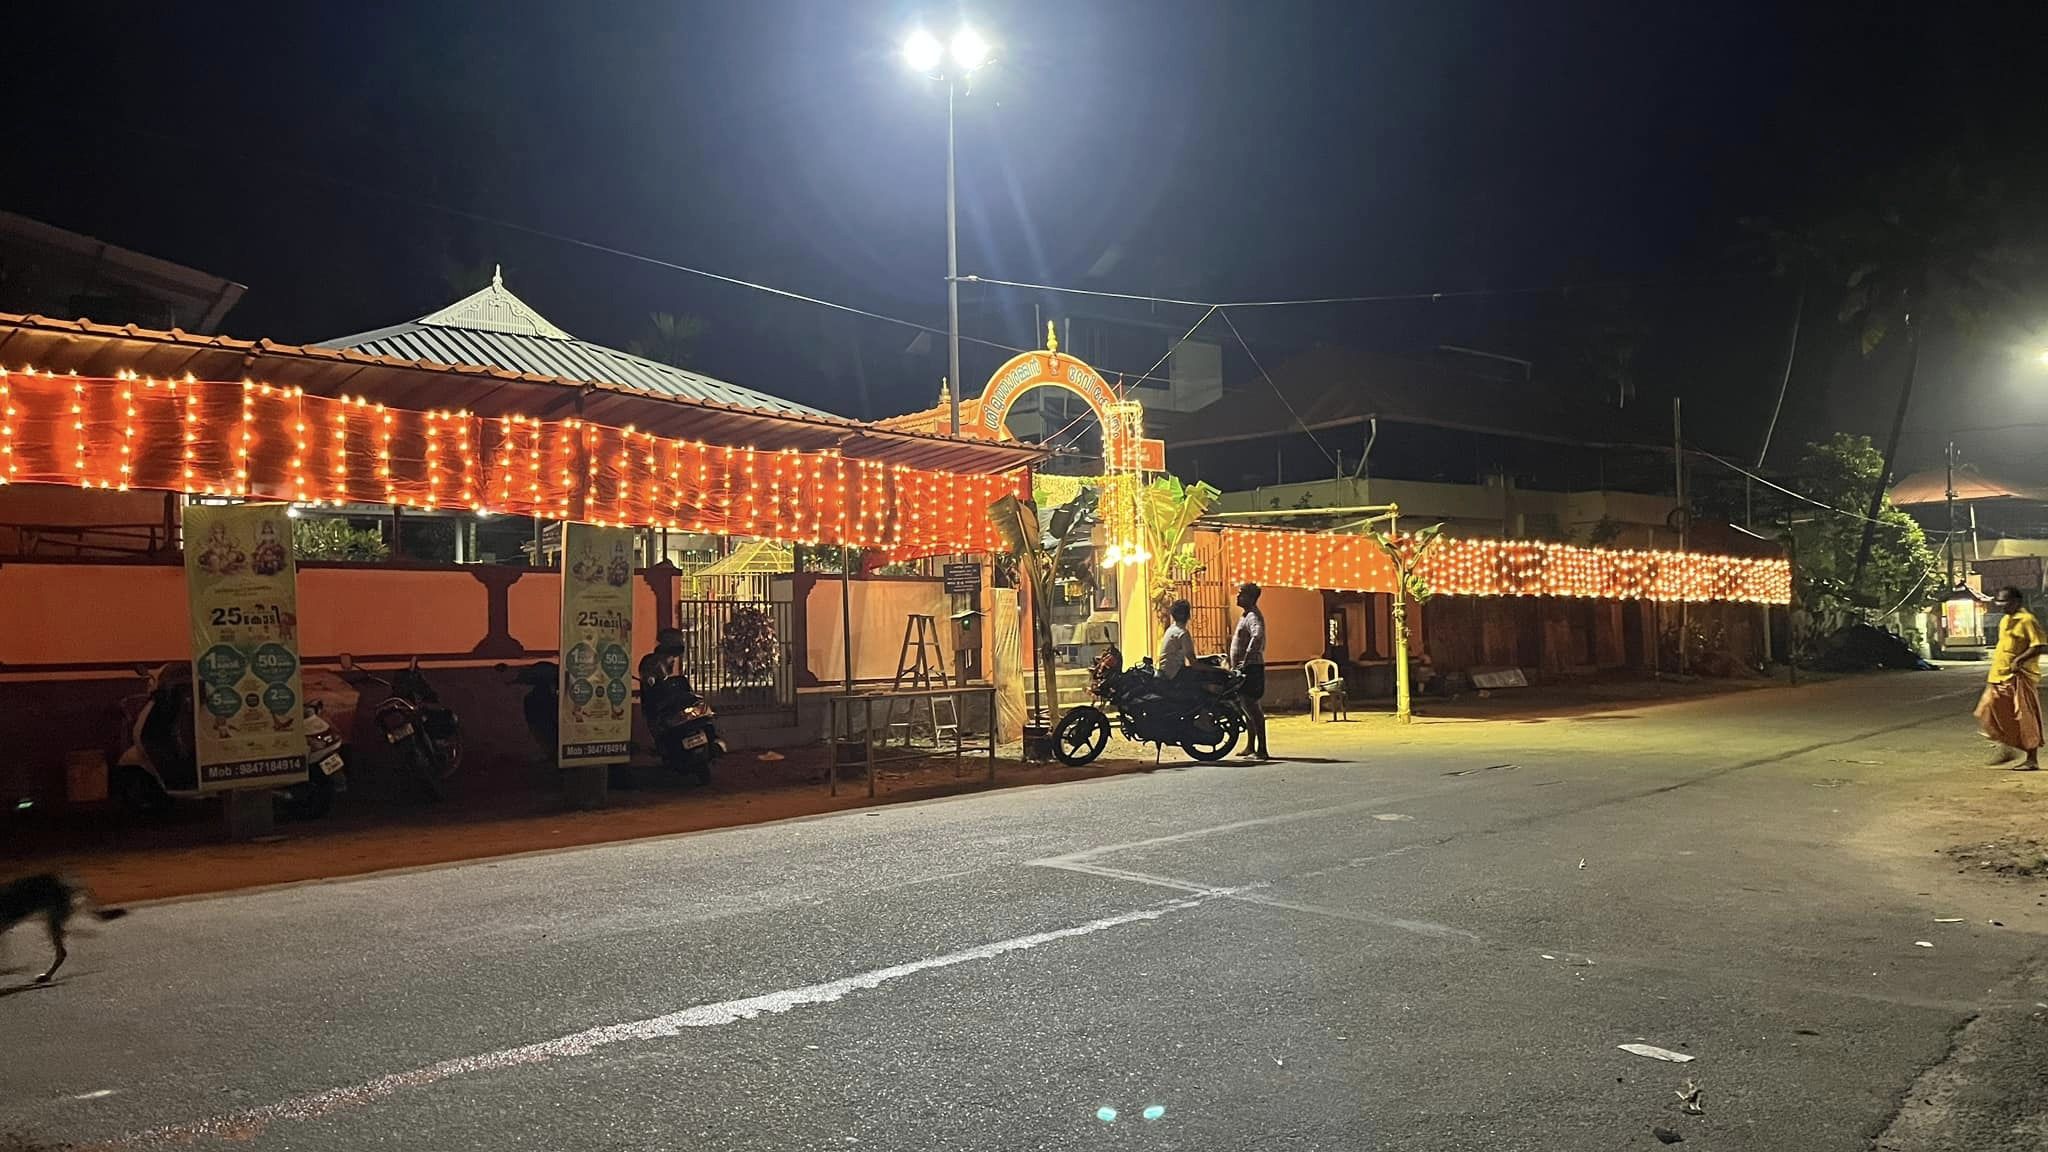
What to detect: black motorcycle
<box><xmin>1052</xmin><ymin>649</ymin><xmax>1245</xmax><ymax>767</ymax></box>
<box><xmin>337</xmin><ymin>653</ymin><xmax>461</xmax><ymax>800</ymax></box>
<box><xmin>499</xmin><ymin>660</ymin><xmax>560</xmax><ymax>767</ymax></box>
<box><xmin>640</xmin><ymin>661</ymin><xmax>724</xmax><ymax>784</ymax></box>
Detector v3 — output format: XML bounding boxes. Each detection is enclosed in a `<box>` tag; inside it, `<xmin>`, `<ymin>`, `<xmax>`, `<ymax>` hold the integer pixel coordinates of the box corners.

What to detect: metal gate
<box><xmin>673</xmin><ymin>598</ymin><xmax>796</xmax><ymax>715</ymax></box>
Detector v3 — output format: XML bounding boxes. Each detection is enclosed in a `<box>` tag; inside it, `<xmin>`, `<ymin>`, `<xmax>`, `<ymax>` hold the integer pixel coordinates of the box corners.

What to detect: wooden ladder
<box><xmin>886</xmin><ymin>615</ymin><xmax>950</xmax><ymax>745</ymax></box>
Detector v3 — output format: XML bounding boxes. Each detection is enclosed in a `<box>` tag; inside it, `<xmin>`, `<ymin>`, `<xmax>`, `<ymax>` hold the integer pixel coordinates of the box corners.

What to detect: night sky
<box><xmin>9</xmin><ymin>0</ymin><xmax>2047</xmax><ymax>478</ymax></box>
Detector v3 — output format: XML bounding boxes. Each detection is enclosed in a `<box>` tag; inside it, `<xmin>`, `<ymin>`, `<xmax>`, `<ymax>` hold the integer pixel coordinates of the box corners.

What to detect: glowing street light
<box><xmin>949</xmin><ymin>27</ymin><xmax>990</xmax><ymax>72</ymax></box>
<box><xmin>901</xmin><ymin>28</ymin><xmax>943</xmax><ymax>73</ymax></box>
<box><xmin>901</xmin><ymin>23</ymin><xmax>996</xmax><ymax>437</ymax></box>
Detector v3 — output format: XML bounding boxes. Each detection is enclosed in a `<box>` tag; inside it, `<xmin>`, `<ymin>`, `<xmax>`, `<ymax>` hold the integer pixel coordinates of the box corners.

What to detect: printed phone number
<box><xmin>201</xmin><ymin>757</ymin><xmax>301</xmax><ymax>782</ymax></box>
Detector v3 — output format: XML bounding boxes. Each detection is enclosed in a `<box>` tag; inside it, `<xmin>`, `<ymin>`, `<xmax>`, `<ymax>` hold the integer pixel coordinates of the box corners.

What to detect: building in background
<box><xmin>1164</xmin><ymin>343</ymin><xmax>1681</xmax><ymax>546</ymax></box>
<box><xmin>0</xmin><ymin>210</ymin><xmax>244</xmax><ymax>333</ymax></box>
<box><xmin>1890</xmin><ymin>463</ymin><xmax>2048</xmax><ymax>593</ymax></box>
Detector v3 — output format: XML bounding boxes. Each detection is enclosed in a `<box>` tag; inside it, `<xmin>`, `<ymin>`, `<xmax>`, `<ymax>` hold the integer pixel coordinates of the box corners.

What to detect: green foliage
<box><xmin>293</xmin><ymin>517</ymin><xmax>388</xmax><ymax>562</ymax></box>
<box><xmin>1778</xmin><ymin>434</ymin><xmax>1940</xmax><ymax>627</ymax></box>
<box><xmin>1367</xmin><ymin>523</ymin><xmax>1445</xmax><ymax>603</ymax></box>
<box><xmin>1141</xmin><ymin>476</ymin><xmax>1221</xmax><ymax>625</ymax></box>
<box><xmin>1756</xmin><ymin>152</ymin><xmax>2041</xmax><ymax>359</ymax></box>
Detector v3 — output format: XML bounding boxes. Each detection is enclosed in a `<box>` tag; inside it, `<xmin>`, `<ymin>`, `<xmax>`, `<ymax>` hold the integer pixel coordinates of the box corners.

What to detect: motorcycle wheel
<box><xmin>1053</xmin><ymin>707</ymin><xmax>1111</xmax><ymax>767</ymax></box>
<box><xmin>114</xmin><ymin>766</ymin><xmax>174</xmax><ymax>817</ymax></box>
<box><xmin>403</xmin><ymin>740</ymin><xmax>447</xmax><ymax>802</ymax></box>
<box><xmin>276</xmin><ymin>767</ymin><xmax>334</xmax><ymax>822</ymax></box>
<box><xmin>1180</xmin><ymin>708</ymin><xmax>1241</xmax><ymax>762</ymax></box>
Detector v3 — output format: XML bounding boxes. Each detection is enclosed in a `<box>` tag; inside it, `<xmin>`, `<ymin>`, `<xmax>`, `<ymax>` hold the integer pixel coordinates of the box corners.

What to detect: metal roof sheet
<box><xmin>0</xmin><ymin>313</ymin><xmax>1048</xmax><ymax>476</ymax></box>
<box><xmin>316</xmin><ymin>270</ymin><xmax>831</xmax><ymax>419</ymax></box>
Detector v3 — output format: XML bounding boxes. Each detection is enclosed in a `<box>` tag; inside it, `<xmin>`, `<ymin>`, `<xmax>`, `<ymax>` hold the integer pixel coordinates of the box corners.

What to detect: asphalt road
<box><xmin>5</xmin><ymin>669</ymin><xmax>2046</xmax><ymax>1151</ymax></box>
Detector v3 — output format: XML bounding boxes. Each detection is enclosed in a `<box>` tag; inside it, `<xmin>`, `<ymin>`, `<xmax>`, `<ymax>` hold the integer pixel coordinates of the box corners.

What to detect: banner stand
<box><xmin>558</xmin><ymin>521</ymin><xmax>636</xmax><ymax>809</ymax></box>
<box><xmin>222</xmin><ymin>789</ymin><xmax>275</xmax><ymax>841</ymax></box>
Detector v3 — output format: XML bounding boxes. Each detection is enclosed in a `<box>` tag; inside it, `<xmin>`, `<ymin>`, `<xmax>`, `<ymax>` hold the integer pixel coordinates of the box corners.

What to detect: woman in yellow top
<box><xmin>1976</xmin><ymin>586</ymin><xmax>2048</xmax><ymax>770</ymax></box>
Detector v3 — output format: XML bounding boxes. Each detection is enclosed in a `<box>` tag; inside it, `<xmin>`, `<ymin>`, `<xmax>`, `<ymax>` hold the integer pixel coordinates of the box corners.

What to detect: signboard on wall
<box><xmin>558</xmin><ymin>521</ymin><xmax>636</xmax><ymax>766</ymax></box>
<box><xmin>183</xmin><ymin>502</ymin><xmax>305</xmax><ymax>791</ymax></box>
<box><xmin>943</xmin><ymin>562</ymin><xmax>982</xmax><ymax>595</ymax></box>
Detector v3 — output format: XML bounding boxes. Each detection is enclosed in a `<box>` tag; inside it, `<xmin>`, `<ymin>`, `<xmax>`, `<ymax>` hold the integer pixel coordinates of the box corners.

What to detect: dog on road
<box><xmin>1</xmin><ymin>873</ymin><xmax>127</xmax><ymax>984</ymax></box>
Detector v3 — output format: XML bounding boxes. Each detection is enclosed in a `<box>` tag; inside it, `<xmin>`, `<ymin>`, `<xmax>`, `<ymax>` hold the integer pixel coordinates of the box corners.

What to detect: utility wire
<box><xmin>1221</xmin><ymin>307</ymin><xmax>1337</xmax><ymax>468</ymax></box>
<box><xmin>1027</xmin><ymin>304</ymin><xmax>1221</xmax><ymax>460</ymax></box>
<box><xmin>1690</xmin><ymin>446</ymin><xmax>1918</xmax><ymax>533</ymax></box>
<box><xmin>956</xmin><ymin>276</ymin><xmax>1209</xmax><ymax>308</ymax></box>
<box><xmin>87</xmin><ymin>126</ymin><xmax>1185</xmax><ymax>388</ymax></box>
<box><xmin>959</xmin><ymin>271</ymin><xmax>1692</xmax><ymax>311</ymax></box>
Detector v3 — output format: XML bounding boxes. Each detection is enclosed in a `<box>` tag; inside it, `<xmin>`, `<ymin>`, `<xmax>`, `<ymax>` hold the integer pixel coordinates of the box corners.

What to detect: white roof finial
<box><xmin>492</xmin><ymin>264</ymin><xmax>503</xmax><ymax>289</ymax></box>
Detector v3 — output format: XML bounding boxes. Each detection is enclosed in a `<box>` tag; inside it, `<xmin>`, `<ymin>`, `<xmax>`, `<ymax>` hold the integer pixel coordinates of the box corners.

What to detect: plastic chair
<box><xmin>1305</xmin><ymin>658</ymin><xmax>1348</xmax><ymax>722</ymax></box>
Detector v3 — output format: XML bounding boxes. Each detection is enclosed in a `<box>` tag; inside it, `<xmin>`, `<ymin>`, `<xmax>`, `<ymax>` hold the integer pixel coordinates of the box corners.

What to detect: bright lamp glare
<box><xmin>902</xmin><ymin>28</ymin><xmax>943</xmax><ymax>72</ymax></box>
<box><xmin>2037</xmin><ymin>348</ymin><xmax>2048</xmax><ymax>367</ymax></box>
<box><xmin>950</xmin><ymin>27</ymin><xmax>990</xmax><ymax>71</ymax></box>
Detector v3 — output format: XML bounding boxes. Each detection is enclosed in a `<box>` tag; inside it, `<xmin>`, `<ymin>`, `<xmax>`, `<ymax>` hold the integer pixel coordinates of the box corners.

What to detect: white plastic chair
<box><xmin>1305</xmin><ymin>658</ymin><xmax>1348</xmax><ymax>722</ymax></box>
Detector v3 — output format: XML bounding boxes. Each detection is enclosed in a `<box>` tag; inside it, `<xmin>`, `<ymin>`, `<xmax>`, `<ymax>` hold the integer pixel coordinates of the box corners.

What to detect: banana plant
<box><xmin>1367</xmin><ymin>523</ymin><xmax>1445</xmax><ymax>722</ymax></box>
<box><xmin>1139</xmin><ymin>476</ymin><xmax>1222</xmax><ymax>626</ymax></box>
<box><xmin>990</xmin><ymin>488</ymin><xmax>1098</xmax><ymax>723</ymax></box>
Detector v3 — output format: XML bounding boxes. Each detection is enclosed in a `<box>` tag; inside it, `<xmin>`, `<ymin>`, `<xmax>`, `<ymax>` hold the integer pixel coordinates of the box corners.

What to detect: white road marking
<box><xmin>1041</xmin><ymin>857</ymin><xmax>1482</xmax><ymax>943</ymax></box>
<box><xmin>1029</xmin><ymin>794</ymin><xmax>1416</xmax><ymax>869</ymax></box>
<box><xmin>80</xmin><ymin>887</ymin><xmax>1245</xmax><ymax>1150</ymax></box>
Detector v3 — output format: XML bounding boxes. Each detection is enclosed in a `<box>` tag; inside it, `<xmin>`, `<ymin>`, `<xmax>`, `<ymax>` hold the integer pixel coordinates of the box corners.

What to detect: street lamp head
<box><xmin>902</xmin><ymin>27</ymin><xmax>944</xmax><ymax>73</ymax></box>
<box><xmin>949</xmin><ymin>26</ymin><xmax>991</xmax><ymax>72</ymax></box>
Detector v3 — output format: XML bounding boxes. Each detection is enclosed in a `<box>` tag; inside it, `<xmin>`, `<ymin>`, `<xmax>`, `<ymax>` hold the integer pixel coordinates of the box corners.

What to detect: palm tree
<box><xmin>629</xmin><ymin>312</ymin><xmax>708</xmax><ymax>369</ymax></box>
<box><xmin>1769</xmin><ymin>151</ymin><xmax>2038</xmax><ymax>586</ymax></box>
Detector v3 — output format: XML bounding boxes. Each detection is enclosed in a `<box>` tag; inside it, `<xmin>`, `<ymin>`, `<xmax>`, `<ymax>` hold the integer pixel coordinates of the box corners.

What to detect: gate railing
<box><xmin>673</xmin><ymin>598</ymin><xmax>796</xmax><ymax>716</ymax></box>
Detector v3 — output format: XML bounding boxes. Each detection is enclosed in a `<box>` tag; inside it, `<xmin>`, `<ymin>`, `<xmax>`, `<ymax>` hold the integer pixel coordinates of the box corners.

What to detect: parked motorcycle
<box><xmin>113</xmin><ymin>662</ymin><xmax>348</xmax><ymax>821</ymax></box>
<box><xmin>499</xmin><ymin>660</ymin><xmax>560</xmax><ymax>767</ymax></box>
<box><xmin>639</xmin><ymin>661</ymin><xmax>725</xmax><ymax>784</ymax></box>
<box><xmin>1052</xmin><ymin>647</ymin><xmax>1245</xmax><ymax>767</ymax></box>
<box><xmin>337</xmin><ymin>653</ymin><xmax>462</xmax><ymax>800</ymax></box>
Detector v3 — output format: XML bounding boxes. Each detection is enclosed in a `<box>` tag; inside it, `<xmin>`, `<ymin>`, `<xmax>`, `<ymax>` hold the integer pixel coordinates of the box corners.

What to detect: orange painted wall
<box><xmin>1255</xmin><ymin>586</ymin><xmax>1326</xmax><ymax>666</ymax></box>
<box><xmin>0</xmin><ymin>559</ymin><xmax>674</xmax><ymax>803</ymax></box>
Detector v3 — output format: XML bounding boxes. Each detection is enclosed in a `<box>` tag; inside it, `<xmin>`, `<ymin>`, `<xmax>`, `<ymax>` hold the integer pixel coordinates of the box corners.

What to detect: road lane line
<box><xmin>73</xmin><ymin>886</ymin><xmax>1247</xmax><ymax>1150</ymax></box>
<box><xmin>1029</xmin><ymin>793</ymin><xmax>1425</xmax><ymax>868</ymax></box>
<box><xmin>1039</xmin><ymin>856</ymin><xmax>1483</xmax><ymax>942</ymax></box>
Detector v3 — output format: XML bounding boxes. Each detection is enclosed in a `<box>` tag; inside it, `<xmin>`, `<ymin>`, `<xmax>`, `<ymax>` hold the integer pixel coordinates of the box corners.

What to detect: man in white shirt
<box><xmin>1230</xmin><ymin>582</ymin><xmax>1269</xmax><ymax>760</ymax></box>
<box><xmin>1159</xmin><ymin>599</ymin><xmax>1197</xmax><ymax>680</ymax></box>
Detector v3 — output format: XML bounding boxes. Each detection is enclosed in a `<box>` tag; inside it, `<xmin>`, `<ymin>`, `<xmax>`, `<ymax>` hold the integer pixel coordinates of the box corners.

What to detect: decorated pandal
<box><xmin>0</xmin><ymin>369</ymin><xmax>1020</xmax><ymax>556</ymax></box>
<box><xmin>0</xmin><ymin>358</ymin><xmax>1791</xmax><ymax>605</ymax></box>
<box><xmin>1220</xmin><ymin>527</ymin><xmax>1792</xmax><ymax>606</ymax></box>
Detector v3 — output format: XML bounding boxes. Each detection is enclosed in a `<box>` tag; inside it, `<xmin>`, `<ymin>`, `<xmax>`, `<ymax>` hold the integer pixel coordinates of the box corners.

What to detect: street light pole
<box><xmin>903</xmin><ymin>24</ymin><xmax>987</xmax><ymax>438</ymax></box>
<box><xmin>945</xmin><ymin>76</ymin><xmax>962</xmax><ymax>437</ymax></box>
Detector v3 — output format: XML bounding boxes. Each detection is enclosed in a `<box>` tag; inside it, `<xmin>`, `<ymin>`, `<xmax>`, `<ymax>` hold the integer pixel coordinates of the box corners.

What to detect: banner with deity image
<box><xmin>559</xmin><ymin>521</ymin><xmax>637</xmax><ymax>767</ymax></box>
<box><xmin>183</xmin><ymin>501</ymin><xmax>306</xmax><ymax>790</ymax></box>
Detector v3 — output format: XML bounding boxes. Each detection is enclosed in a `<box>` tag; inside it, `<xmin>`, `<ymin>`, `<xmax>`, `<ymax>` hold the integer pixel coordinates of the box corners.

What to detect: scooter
<box><xmin>337</xmin><ymin>653</ymin><xmax>462</xmax><ymax>801</ymax></box>
<box><xmin>640</xmin><ymin>664</ymin><xmax>725</xmax><ymax>784</ymax></box>
<box><xmin>113</xmin><ymin>663</ymin><xmax>348</xmax><ymax>821</ymax></box>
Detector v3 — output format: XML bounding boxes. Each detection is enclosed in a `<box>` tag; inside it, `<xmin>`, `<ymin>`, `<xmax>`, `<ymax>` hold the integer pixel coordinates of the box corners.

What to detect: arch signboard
<box><xmin>969</xmin><ymin>325</ymin><xmax>1166</xmax><ymax>472</ymax></box>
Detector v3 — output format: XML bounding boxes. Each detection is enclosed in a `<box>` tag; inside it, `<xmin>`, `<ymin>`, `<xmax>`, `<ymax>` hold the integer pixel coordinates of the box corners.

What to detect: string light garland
<box><xmin>0</xmin><ymin>368</ymin><xmax>1023</xmax><ymax>558</ymax></box>
<box><xmin>1221</xmin><ymin>527</ymin><xmax>1791</xmax><ymax>606</ymax></box>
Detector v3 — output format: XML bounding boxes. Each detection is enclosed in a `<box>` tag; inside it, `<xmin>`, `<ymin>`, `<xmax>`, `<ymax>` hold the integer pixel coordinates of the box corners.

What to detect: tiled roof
<box><xmin>316</xmin><ymin>269</ymin><xmax>831</xmax><ymax>419</ymax></box>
